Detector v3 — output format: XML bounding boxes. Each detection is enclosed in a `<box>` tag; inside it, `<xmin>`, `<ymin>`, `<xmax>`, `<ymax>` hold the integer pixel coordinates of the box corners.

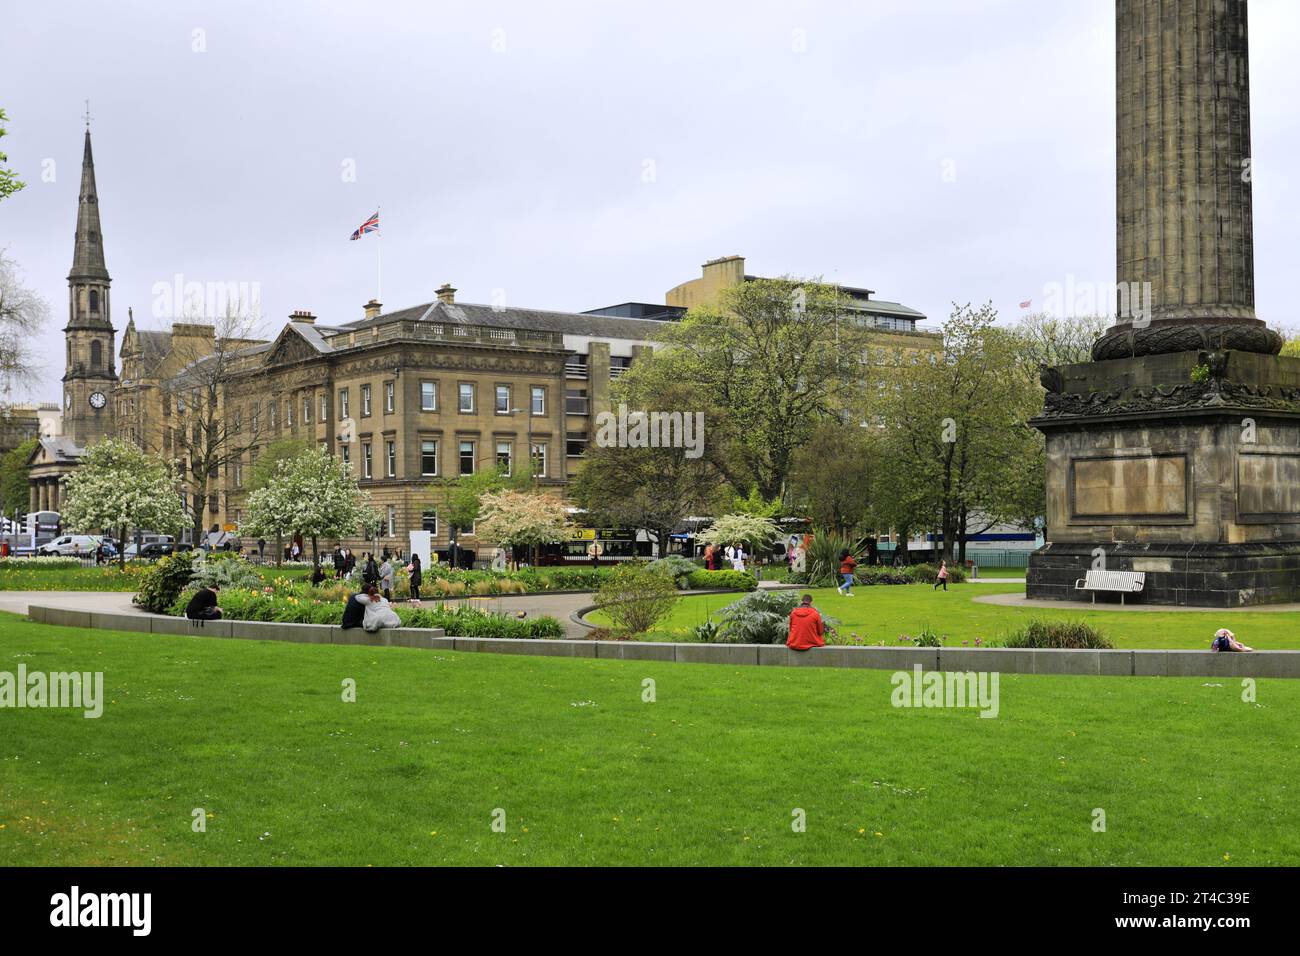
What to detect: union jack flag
<box><xmin>350</xmin><ymin>211</ymin><xmax>380</xmax><ymax>240</ymax></box>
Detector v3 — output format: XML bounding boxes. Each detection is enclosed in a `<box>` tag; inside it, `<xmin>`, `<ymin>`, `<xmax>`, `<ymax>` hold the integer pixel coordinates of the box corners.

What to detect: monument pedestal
<box><xmin>1028</xmin><ymin>348</ymin><xmax>1300</xmax><ymax>608</ymax></box>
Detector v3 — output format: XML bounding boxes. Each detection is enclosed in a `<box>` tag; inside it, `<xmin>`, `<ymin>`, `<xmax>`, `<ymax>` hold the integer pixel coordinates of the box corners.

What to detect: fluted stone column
<box><xmin>1098</xmin><ymin>0</ymin><xmax>1279</xmax><ymax>359</ymax></box>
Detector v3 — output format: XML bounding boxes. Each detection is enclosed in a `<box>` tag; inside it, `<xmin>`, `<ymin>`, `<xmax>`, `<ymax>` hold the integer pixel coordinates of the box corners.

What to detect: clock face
<box><xmin>89</xmin><ymin>391</ymin><xmax>106</xmax><ymax>409</ymax></box>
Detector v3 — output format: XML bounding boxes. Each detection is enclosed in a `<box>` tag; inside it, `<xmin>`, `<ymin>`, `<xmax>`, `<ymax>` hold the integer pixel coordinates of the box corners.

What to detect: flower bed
<box><xmin>166</xmin><ymin>584</ymin><xmax>564</xmax><ymax>639</ymax></box>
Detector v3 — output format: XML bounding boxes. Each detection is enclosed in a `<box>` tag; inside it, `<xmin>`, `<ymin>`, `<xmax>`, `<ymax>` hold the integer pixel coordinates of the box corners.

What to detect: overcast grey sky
<box><xmin>3</xmin><ymin>0</ymin><xmax>1299</xmax><ymax>402</ymax></box>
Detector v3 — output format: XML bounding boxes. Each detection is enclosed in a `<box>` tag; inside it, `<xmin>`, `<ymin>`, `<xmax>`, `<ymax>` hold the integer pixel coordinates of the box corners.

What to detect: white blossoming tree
<box><xmin>698</xmin><ymin>513</ymin><xmax>780</xmax><ymax>557</ymax></box>
<box><xmin>60</xmin><ymin>439</ymin><xmax>186</xmax><ymax>568</ymax></box>
<box><xmin>474</xmin><ymin>489</ymin><xmax>570</xmax><ymax>568</ymax></box>
<box><xmin>238</xmin><ymin>447</ymin><xmax>375</xmax><ymax>567</ymax></box>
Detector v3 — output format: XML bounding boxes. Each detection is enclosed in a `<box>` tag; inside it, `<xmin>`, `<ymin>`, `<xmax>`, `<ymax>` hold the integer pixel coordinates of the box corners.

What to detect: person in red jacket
<box><xmin>787</xmin><ymin>594</ymin><xmax>825</xmax><ymax>651</ymax></box>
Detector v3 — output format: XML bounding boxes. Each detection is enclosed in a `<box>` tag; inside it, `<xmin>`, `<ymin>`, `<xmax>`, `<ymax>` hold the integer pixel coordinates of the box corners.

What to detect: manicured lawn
<box><xmin>592</xmin><ymin>584</ymin><xmax>1300</xmax><ymax>649</ymax></box>
<box><xmin>1</xmin><ymin>613</ymin><xmax>1297</xmax><ymax>866</ymax></box>
<box><xmin>971</xmin><ymin>567</ymin><xmax>1027</xmax><ymax>579</ymax></box>
<box><xmin>0</xmin><ymin>563</ymin><xmax>312</xmax><ymax>592</ymax></box>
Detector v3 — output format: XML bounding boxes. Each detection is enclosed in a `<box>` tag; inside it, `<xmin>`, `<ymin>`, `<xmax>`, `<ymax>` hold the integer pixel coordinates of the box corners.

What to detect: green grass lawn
<box><xmin>971</xmin><ymin>567</ymin><xmax>1027</xmax><ymax>579</ymax></box>
<box><xmin>1</xmin><ymin>612</ymin><xmax>1297</xmax><ymax>866</ymax></box>
<box><xmin>591</xmin><ymin>584</ymin><xmax>1300</xmax><ymax>649</ymax></box>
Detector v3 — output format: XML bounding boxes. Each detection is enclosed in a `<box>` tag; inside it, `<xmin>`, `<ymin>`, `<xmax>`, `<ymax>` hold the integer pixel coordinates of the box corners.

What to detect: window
<box><xmin>234</xmin><ymin>462</ymin><xmax>243</xmax><ymax>487</ymax></box>
<box><xmin>421</xmin><ymin>440</ymin><xmax>438</xmax><ymax>476</ymax></box>
<box><xmin>362</xmin><ymin>442</ymin><xmax>372</xmax><ymax>478</ymax></box>
<box><xmin>385</xmin><ymin>382</ymin><xmax>395</xmax><ymax>413</ymax></box>
<box><xmin>421</xmin><ymin>509</ymin><xmax>438</xmax><ymax>536</ymax></box>
<box><xmin>459</xmin><ymin>440</ymin><xmax>475</xmax><ymax>475</ymax></box>
<box><xmin>386</xmin><ymin>440</ymin><xmax>396</xmax><ymax>477</ymax></box>
<box><xmin>320</xmin><ymin>394</ymin><xmax>328</xmax><ymax>422</ymax></box>
<box><xmin>496</xmin><ymin>441</ymin><xmax>512</xmax><ymax>475</ymax></box>
<box><xmin>362</xmin><ymin>384</ymin><xmax>372</xmax><ymax>416</ymax></box>
<box><xmin>89</xmin><ymin>289</ymin><xmax>100</xmax><ymax>314</ymax></box>
<box><xmin>420</xmin><ymin>381</ymin><xmax>436</xmax><ymax>411</ymax></box>
<box><xmin>458</xmin><ymin>383</ymin><xmax>475</xmax><ymax>413</ymax></box>
<box><xmin>565</xmin><ymin>388</ymin><xmax>589</xmax><ymax>415</ymax></box>
<box><xmin>342</xmin><ymin>444</ymin><xmax>350</xmax><ymax>467</ymax></box>
<box><xmin>286</xmin><ymin>398</ymin><xmax>293</xmax><ymax>426</ymax></box>
<box><xmin>565</xmin><ymin>354</ymin><xmax>588</xmax><ymax>378</ymax></box>
<box><xmin>386</xmin><ymin>505</ymin><xmax>396</xmax><ymax>537</ymax></box>
<box><xmin>269</xmin><ymin>401</ymin><xmax>277</xmax><ymax>428</ymax></box>
<box><xmin>302</xmin><ymin>397</ymin><xmax>311</xmax><ymax>424</ymax></box>
<box><xmin>566</xmin><ymin>432</ymin><xmax>588</xmax><ymax>458</ymax></box>
<box><xmin>609</xmin><ymin>356</ymin><xmax>633</xmax><ymax>379</ymax></box>
<box><xmin>339</xmin><ymin>389</ymin><xmax>349</xmax><ymax>420</ymax></box>
<box><xmin>531</xmin><ymin>386</ymin><xmax>545</xmax><ymax>415</ymax></box>
<box><xmin>495</xmin><ymin>385</ymin><xmax>510</xmax><ymax>414</ymax></box>
<box><xmin>530</xmin><ymin>442</ymin><xmax>547</xmax><ymax>478</ymax></box>
<box><xmin>250</xmin><ymin>404</ymin><xmax>259</xmax><ymax>434</ymax></box>
<box><xmin>90</xmin><ymin>340</ymin><xmax>102</xmax><ymax>367</ymax></box>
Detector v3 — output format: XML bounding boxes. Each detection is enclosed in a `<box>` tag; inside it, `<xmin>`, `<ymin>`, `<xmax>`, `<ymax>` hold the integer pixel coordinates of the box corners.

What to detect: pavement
<box><xmin>974</xmin><ymin>591</ymin><xmax>1300</xmax><ymax>613</ymax></box>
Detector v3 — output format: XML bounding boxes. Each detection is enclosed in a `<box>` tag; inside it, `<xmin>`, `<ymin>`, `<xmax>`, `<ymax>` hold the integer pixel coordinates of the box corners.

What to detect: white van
<box><xmin>37</xmin><ymin>534</ymin><xmax>102</xmax><ymax>556</ymax></box>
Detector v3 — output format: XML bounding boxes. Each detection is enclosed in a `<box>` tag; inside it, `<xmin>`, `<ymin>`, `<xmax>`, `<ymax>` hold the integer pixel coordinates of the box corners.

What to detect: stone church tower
<box><xmin>62</xmin><ymin>127</ymin><xmax>116</xmax><ymax>447</ymax></box>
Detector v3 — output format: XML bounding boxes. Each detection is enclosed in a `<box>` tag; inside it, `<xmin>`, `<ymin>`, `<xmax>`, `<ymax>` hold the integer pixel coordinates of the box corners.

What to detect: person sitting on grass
<box><xmin>1211</xmin><ymin>627</ymin><xmax>1254</xmax><ymax>652</ymax></box>
<box><xmin>787</xmin><ymin>594</ymin><xmax>825</xmax><ymax>651</ymax></box>
<box><xmin>357</xmin><ymin>585</ymin><xmax>402</xmax><ymax>632</ymax></box>
<box><xmin>185</xmin><ymin>584</ymin><xmax>222</xmax><ymax>621</ymax></box>
<box><xmin>837</xmin><ymin>549</ymin><xmax>857</xmax><ymax>596</ymax></box>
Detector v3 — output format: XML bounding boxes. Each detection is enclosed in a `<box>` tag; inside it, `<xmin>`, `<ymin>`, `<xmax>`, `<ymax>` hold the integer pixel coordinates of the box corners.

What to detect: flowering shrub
<box><xmin>684</xmin><ymin>569</ymin><xmax>757</xmax><ymax>591</ymax></box>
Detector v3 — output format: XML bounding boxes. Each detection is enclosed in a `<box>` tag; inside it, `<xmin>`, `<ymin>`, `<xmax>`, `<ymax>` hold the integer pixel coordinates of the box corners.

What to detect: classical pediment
<box><xmin>264</xmin><ymin>324</ymin><xmax>329</xmax><ymax>368</ymax></box>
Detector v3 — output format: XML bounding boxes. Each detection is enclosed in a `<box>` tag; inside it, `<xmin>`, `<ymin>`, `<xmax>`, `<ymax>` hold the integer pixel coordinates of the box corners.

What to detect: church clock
<box><xmin>89</xmin><ymin>391</ymin><xmax>107</xmax><ymax>409</ymax></box>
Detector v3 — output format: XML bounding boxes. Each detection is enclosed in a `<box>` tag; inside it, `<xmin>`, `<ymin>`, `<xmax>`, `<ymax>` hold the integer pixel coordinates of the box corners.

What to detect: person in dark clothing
<box><xmin>362</xmin><ymin>553</ymin><xmax>379</xmax><ymax>587</ymax></box>
<box><xmin>341</xmin><ymin>591</ymin><xmax>366</xmax><ymax>629</ymax></box>
<box><xmin>332</xmin><ymin>547</ymin><xmax>345</xmax><ymax>573</ymax></box>
<box><xmin>185</xmin><ymin>585</ymin><xmax>222</xmax><ymax>620</ymax></box>
<box><xmin>408</xmin><ymin>553</ymin><xmax>422</xmax><ymax>601</ymax></box>
<box><xmin>310</xmin><ymin>561</ymin><xmax>326</xmax><ymax>586</ymax></box>
<box><xmin>344</xmin><ymin>549</ymin><xmax>356</xmax><ymax>575</ymax></box>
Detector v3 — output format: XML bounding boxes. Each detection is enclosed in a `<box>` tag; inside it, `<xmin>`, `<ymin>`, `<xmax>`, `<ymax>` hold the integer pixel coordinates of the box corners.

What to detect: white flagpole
<box><xmin>376</xmin><ymin>206</ymin><xmax>382</xmax><ymax>303</ymax></box>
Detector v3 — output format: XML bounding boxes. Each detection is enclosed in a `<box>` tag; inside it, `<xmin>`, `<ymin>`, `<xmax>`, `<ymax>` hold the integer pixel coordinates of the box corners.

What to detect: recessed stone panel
<box><xmin>1237</xmin><ymin>453</ymin><xmax>1300</xmax><ymax>520</ymax></box>
<box><xmin>1071</xmin><ymin>454</ymin><xmax>1187</xmax><ymax>519</ymax></box>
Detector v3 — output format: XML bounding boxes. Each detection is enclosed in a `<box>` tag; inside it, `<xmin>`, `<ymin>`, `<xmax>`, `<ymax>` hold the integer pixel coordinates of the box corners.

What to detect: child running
<box><xmin>837</xmin><ymin>549</ymin><xmax>857</xmax><ymax>596</ymax></box>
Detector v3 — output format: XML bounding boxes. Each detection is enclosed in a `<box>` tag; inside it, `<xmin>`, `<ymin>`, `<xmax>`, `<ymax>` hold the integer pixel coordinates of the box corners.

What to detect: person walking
<box><xmin>408</xmin><ymin>552</ymin><xmax>423</xmax><ymax>602</ymax></box>
<box><xmin>837</xmin><ymin>549</ymin><xmax>857</xmax><ymax>596</ymax></box>
<box><xmin>703</xmin><ymin>543</ymin><xmax>715</xmax><ymax>571</ymax></box>
<box><xmin>379</xmin><ymin>556</ymin><xmax>395</xmax><ymax>602</ymax></box>
<box><xmin>362</xmin><ymin>552</ymin><xmax>379</xmax><ymax>588</ymax></box>
<box><xmin>786</xmin><ymin>594</ymin><xmax>825</xmax><ymax>651</ymax></box>
<box><xmin>934</xmin><ymin>559</ymin><xmax>950</xmax><ymax>591</ymax></box>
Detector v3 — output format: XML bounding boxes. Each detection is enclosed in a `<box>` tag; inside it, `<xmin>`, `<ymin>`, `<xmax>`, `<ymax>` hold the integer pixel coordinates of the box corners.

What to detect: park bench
<box><xmin>1074</xmin><ymin>569</ymin><xmax>1145</xmax><ymax>604</ymax></box>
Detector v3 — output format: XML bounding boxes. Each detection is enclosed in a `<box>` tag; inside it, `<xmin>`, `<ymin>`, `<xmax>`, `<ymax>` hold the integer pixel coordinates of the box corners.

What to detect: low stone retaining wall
<box><xmin>27</xmin><ymin>605</ymin><xmax>447</xmax><ymax>650</ymax></box>
<box><xmin>26</xmin><ymin>604</ymin><xmax>1300</xmax><ymax>677</ymax></box>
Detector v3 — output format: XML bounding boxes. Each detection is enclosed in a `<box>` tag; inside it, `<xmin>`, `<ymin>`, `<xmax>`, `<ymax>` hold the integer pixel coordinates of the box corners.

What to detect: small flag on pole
<box><xmin>350</xmin><ymin>211</ymin><xmax>380</xmax><ymax>240</ymax></box>
<box><xmin>1019</xmin><ymin>299</ymin><xmax>1032</xmax><ymax>309</ymax></box>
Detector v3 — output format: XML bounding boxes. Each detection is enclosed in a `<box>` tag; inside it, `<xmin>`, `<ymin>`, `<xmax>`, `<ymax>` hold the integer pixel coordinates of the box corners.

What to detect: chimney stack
<box><xmin>363</xmin><ymin>299</ymin><xmax>382</xmax><ymax>320</ymax></box>
<box><xmin>436</xmin><ymin>283</ymin><xmax>456</xmax><ymax>305</ymax></box>
<box><xmin>289</xmin><ymin>309</ymin><xmax>316</xmax><ymax>325</ymax></box>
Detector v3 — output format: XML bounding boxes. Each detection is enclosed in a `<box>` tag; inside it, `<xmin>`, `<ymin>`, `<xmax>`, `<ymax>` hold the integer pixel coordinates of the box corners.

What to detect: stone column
<box><xmin>1099</xmin><ymin>0</ymin><xmax>1279</xmax><ymax>359</ymax></box>
<box><xmin>29</xmin><ymin>481</ymin><xmax>38</xmax><ymax>514</ymax></box>
<box><xmin>49</xmin><ymin>479</ymin><xmax>58</xmax><ymax>513</ymax></box>
<box><xmin>38</xmin><ymin>479</ymin><xmax>48</xmax><ymax>512</ymax></box>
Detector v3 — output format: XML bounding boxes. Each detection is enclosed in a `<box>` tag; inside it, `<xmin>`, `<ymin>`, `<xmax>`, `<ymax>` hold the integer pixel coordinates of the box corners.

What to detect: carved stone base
<box><xmin>1027</xmin><ymin>542</ymin><xmax>1300</xmax><ymax>608</ymax></box>
<box><xmin>1092</xmin><ymin>320</ymin><xmax>1282</xmax><ymax>361</ymax></box>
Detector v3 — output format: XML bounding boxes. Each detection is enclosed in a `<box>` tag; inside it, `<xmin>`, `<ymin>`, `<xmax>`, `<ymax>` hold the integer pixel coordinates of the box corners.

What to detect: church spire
<box><xmin>69</xmin><ymin>128</ymin><xmax>109</xmax><ymax>283</ymax></box>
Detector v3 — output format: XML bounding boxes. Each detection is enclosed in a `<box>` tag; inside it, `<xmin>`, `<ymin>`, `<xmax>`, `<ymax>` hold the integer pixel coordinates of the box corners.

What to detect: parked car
<box><xmin>37</xmin><ymin>534</ymin><xmax>102</xmax><ymax>556</ymax></box>
<box><xmin>124</xmin><ymin>541</ymin><xmax>175</xmax><ymax>561</ymax></box>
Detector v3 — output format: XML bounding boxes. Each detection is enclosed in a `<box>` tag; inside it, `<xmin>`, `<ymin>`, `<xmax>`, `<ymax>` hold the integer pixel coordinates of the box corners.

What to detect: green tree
<box><xmin>617</xmin><ymin>277</ymin><xmax>873</xmax><ymax>501</ymax></box>
<box><xmin>60</xmin><ymin>439</ymin><xmax>187</xmax><ymax>567</ymax></box>
<box><xmin>0</xmin><ymin>108</ymin><xmax>26</xmax><ymax>202</ymax></box>
<box><xmin>0</xmin><ymin>437</ymin><xmax>37</xmax><ymax>515</ymax></box>
<box><xmin>569</xmin><ymin>441</ymin><xmax>721</xmax><ymax>559</ymax></box>
<box><xmin>871</xmin><ymin>303</ymin><xmax>1043</xmax><ymax>562</ymax></box>
<box><xmin>788</xmin><ymin>423</ymin><xmax>876</xmax><ymax>536</ymax></box>
<box><xmin>698</xmin><ymin>513</ymin><xmax>780</xmax><ymax>557</ymax></box>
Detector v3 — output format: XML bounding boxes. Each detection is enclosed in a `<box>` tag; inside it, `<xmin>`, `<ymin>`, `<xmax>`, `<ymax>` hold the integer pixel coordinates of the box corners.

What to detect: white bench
<box><xmin>1074</xmin><ymin>569</ymin><xmax>1145</xmax><ymax>604</ymax></box>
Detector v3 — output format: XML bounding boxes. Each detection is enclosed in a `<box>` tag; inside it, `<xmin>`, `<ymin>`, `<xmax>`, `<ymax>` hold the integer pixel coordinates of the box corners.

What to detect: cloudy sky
<box><xmin>3</xmin><ymin>0</ymin><xmax>1299</xmax><ymax>402</ymax></box>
